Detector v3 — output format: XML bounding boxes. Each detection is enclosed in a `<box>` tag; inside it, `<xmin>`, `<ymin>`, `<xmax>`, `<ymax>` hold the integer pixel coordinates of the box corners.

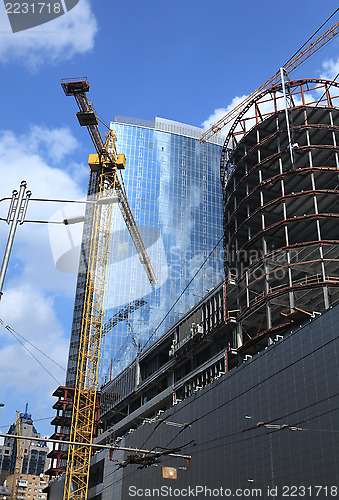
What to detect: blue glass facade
<box><xmin>66</xmin><ymin>117</ymin><xmax>224</xmax><ymax>387</ymax></box>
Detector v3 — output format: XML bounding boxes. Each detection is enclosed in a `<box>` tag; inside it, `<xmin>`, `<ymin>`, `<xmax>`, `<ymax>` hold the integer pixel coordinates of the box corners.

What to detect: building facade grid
<box><xmin>65</xmin><ymin>117</ymin><xmax>224</xmax><ymax>386</ymax></box>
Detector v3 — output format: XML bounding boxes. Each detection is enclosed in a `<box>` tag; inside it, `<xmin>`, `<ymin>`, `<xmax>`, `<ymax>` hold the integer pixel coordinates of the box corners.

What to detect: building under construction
<box><xmin>46</xmin><ymin>77</ymin><xmax>339</xmax><ymax>499</ymax></box>
<box><xmin>221</xmin><ymin>78</ymin><xmax>339</xmax><ymax>341</ymax></box>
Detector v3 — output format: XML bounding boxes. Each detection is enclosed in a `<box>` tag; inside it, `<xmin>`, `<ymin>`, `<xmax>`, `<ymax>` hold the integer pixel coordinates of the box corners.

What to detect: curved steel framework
<box><xmin>222</xmin><ymin>79</ymin><xmax>339</xmax><ymax>346</ymax></box>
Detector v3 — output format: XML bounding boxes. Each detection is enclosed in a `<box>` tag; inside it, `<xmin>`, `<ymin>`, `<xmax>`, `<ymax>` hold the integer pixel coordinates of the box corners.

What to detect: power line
<box><xmin>0</xmin><ymin>432</ymin><xmax>191</xmax><ymax>460</ymax></box>
<box><xmin>135</xmin><ymin>332</ymin><xmax>339</xmax><ymax>451</ymax></box>
<box><xmin>93</xmin><ymin>316</ymin><xmax>339</xmax><ymax>491</ymax></box>
<box><xmin>138</xmin><ymin>414</ymin><xmax>174</xmax><ymax>451</ymax></box>
<box><xmin>189</xmin><ymin>406</ymin><xmax>339</xmax><ymax>456</ymax></box>
<box><xmin>314</xmin><ymin>71</ymin><xmax>339</xmax><ymax>105</ymax></box>
<box><xmin>183</xmin><ymin>336</ymin><xmax>338</xmax><ymax>428</ymax></box>
<box><xmin>265</xmin><ymin>406</ymin><xmax>339</xmax><ymax>435</ymax></box>
<box><xmin>147</xmin><ymin>392</ymin><xmax>339</xmax><ymax>460</ymax></box>
<box><xmin>0</xmin><ymin>319</ymin><xmax>64</xmax><ymax>384</ymax></box>
<box><xmin>245</xmin><ymin>395</ymin><xmax>339</xmax><ymax>434</ymax></box>
<box><xmin>109</xmin><ymin>316</ymin><xmax>337</xmax><ymax>456</ymax></box>
<box><xmin>0</xmin><ymin>416</ymin><xmax>54</xmax><ymax>430</ymax></box>
<box><xmin>0</xmin><ymin>318</ymin><xmax>66</xmax><ymax>372</ymax></box>
<box><xmin>113</xmin><ymin>368</ymin><xmax>339</xmax><ymax>484</ymax></box>
<box><xmin>98</xmin><ymin>401</ymin><xmax>338</xmax><ymax>495</ymax></box>
<box><xmin>187</xmin><ymin>409</ymin><xmax>339</xmax><ymax>486</ymax></box>
<box><xmin>102</xmin><ymin>299</ymin><xmax>335</xmax><ymax>477</ymax></box>
<box><xmin>284</xmin><ymin>8</ymin><xmax>339</xmax><ymax>67</ymax></box>
<box><xmin>93</xmin><ymin>439</ymin><xmax>194</xmax><ymax>495</ymax></box>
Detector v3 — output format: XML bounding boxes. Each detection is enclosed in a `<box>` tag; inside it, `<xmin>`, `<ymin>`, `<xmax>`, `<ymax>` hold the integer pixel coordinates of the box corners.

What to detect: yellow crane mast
<box><xmin>61</xmin><ymin>78</ymin><xmax>157</xmax><ymax>500</ymax></box>
<box><xmin>200</xmin><ymin>19</ymin><xmax>339</xmax><ymax>142</ymax></box>
<box><xmin>10</xmin><ymin>411</ymin><xmax>23</xmax><ymax>500</ymax></box>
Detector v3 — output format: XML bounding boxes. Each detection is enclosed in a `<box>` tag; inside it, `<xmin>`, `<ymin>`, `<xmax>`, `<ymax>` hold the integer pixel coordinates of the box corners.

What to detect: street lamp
<box><xmin>0</xmin><ymin>180</ymin><xmax>119</xmax><ymax>299</ymax></box>
<box><xmin>0</xmin><ymin>181</ymin><xmax>31</xmax><ymax>299</ymax></box>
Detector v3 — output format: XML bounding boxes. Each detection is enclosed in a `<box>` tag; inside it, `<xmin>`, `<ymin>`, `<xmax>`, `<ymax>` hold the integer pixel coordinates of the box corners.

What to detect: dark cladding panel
<box><xmin>110</xmin><ymin>304</ymin><xmax>339</xmax><ymax>497</ymax></box>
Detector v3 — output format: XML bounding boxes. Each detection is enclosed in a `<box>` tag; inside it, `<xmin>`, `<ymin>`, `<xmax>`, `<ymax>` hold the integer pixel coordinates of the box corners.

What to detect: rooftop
<box><xmin>112</xmin><ymin>116</ymin><xmax>225</xmax><ymax>146</ymax></box>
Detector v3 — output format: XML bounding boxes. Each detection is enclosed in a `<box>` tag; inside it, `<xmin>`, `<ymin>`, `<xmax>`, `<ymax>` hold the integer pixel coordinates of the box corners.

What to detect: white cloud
<box><xmin>320</xmin><ymin>58</ymin><xmax>339</xmax><ymax>81</ymax></box>
<box><xmin>0</xmin><ymin>125</ymin><xmax>88</xmax><ymax>293</ymax></box>
<box><xmin>0</xmin><ymin>285</ymin><xmax>68</xmax><ymax>390</ymax></box>
<box><xmin>0</xmin><ymin>285</ymin><xmax>68</xmax><ymax>439</ymax></box>
<box><xmin>0</xmin><ymin>0</ymin><xmax>98</xmax><ymax>69</ymax></box>
<box><xmin>0</xmin><ymin>284</ymin><xmax>70</xmax><ymax>438</ymax></box>
<box><xmin>201</xmin><ymin>95</ymin><xmax>248</xmax><ymax>137</ymax></box>
<box><xmin>26</xmin><ymin>125</ymin><xmax>80</xmax><ymax>162</ymax></box>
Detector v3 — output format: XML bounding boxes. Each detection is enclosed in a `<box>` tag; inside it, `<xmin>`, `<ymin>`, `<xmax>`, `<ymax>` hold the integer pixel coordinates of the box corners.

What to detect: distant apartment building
<box><xmin>0</xmin><ymin>408</ymin><xmax>49</xmax><ymax>485</ymax></box>
<box><xmin>5</xmin><ymin>474</ymin><xmax>48</xmax><ymax>500</ymax></box>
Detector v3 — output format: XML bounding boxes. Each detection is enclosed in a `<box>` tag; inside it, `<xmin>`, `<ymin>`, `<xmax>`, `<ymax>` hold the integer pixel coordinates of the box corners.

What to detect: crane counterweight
<box><xmin>76</xmin><ymin>111</ymin><xmax>98</xmax><ymax>127</ymax></box>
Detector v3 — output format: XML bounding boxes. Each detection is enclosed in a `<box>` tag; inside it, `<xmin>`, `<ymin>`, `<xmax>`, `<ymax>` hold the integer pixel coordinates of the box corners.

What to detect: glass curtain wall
<box><xmin>99</xmin><ymin>117</ymin><xmax>224</xmax><ymax>383</ymax></box>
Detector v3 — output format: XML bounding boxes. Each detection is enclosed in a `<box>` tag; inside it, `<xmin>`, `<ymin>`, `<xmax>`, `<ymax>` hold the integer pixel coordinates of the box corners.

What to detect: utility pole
<box><xmin>0</xmin><ymin>181</ymin><xmax>31</xmax><ymax>299</ymax></box>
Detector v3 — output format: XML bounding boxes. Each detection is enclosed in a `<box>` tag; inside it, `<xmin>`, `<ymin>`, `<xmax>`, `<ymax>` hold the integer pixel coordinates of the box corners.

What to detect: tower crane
<box><xmin>10</xmin><ymin>411</ymin><xmax>23</xmax><ymax>500</ymax></box>
<box><xmin>200</xmin><ymin>19</ymin><xmax>339</xmax><ymax>143</ymax></box>
<box><xmin>60</xmin><ymin>78</ymin><xmax>158</xmax><ymax>500</ymax></box>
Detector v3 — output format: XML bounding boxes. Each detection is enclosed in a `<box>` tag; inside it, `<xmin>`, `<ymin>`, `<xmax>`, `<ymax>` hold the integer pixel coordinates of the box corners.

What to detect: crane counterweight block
<box><xmin>76</xmin><ymin>111</ymin><xmax>98</xmax><ymax>127</ymax></box>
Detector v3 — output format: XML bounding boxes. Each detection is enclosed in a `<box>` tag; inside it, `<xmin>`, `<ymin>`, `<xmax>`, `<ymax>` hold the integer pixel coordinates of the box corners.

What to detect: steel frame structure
<box><xmin>46</xmin><ymin>387</ymin><xmax>73</xmax><ymax>477</ymax></box>
<box><xmin>221</xmin><ymin>79</ymin><xmax>339</xmax><ymax>347</ymax></box>
<box><xmin>46</xmin><ymin>387</ymin><xmax>101</xmax><ymax>478</ymax></box>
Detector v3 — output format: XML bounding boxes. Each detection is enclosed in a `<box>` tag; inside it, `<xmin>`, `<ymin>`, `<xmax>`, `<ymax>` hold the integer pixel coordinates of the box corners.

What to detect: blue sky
<box><xmin>0</xmin><ymin>0</ymin><xmax>338</xmax><ymax>439</ymax></box>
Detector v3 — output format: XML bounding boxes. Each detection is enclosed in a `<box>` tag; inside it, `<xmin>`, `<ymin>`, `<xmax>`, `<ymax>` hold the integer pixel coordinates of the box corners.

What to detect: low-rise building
<box><xmin>5</xmin><ymin>473</ymin><xmax>48</xmax><ymax>500</ymax></box>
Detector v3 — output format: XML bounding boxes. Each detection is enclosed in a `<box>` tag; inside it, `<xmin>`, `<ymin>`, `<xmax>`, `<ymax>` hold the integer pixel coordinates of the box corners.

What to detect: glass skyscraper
<box><xmin>65</xmin><ymin>117</ymin><xmax>224</xmax><ymax>387</ymax></box>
